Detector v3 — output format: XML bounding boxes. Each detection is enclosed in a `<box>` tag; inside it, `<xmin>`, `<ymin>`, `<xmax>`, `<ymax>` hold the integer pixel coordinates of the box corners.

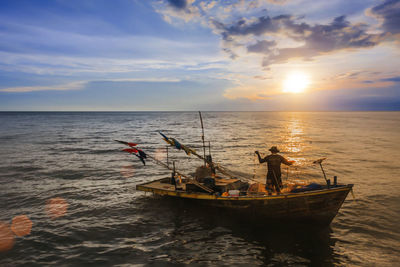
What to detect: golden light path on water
<box><xmin>279</xmin><ymin>115</ymin><xmax>321</xmax><ymax>189</ymax></box>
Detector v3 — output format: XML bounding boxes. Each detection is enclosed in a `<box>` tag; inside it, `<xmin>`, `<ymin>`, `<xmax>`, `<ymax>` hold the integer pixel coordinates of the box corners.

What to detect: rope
<box><xmin>253</xmin><ymin>153</ymin><xmax>257</xmax><ymax>180</ymax></box>
<box><xmin>146</xmin><ymin>154</ymin><xmax>213</xmax><ymax>193</ymax></box>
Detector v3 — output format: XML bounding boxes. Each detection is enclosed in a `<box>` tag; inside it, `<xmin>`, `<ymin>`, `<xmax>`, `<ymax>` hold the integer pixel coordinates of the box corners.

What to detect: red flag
<box><xmin>123</xmin><ymin>148</ymin><xmax>138</xmax><ymax>153</ymax></box>
<box><xmin>114</xmin><ymin>140</ymin><xmax>138</xmax><ymax>147</ymax></box>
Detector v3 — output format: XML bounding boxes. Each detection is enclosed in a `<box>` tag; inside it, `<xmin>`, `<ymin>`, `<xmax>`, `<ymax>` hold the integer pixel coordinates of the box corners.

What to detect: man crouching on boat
<box><xmin>255</xmin><ymin>146</ymin><xmax>294</xmax><ymax>195</ymax></box>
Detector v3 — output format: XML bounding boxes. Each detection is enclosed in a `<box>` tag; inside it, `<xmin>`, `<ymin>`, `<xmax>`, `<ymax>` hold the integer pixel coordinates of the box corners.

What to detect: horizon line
<box><xmin>0</xmin><ymin>110</ymin><xmax>399</xmax><ymax>112</ymax></box>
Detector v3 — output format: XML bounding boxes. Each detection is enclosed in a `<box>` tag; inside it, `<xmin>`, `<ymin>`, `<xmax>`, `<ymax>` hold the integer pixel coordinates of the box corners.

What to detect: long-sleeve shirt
<box><xmin>258</xmin><ymin>154</ymin><xmax>292</xmax><ymax>179</ymax></box>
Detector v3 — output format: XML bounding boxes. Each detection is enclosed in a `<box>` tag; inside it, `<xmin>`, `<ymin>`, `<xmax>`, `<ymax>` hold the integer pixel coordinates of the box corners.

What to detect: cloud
<box><xmin>380</xmin><ymin>76</ymin><xmax>400</xmax><ymax>82</ymax></box>
<box><xmin>158</xmin><ymin>1</ymin><xmax>398</xmax><ymax>70</ymax></box>
<box><xmin>0</xmin><ymin>78</ymin><xmax>234</xmax><ymax>111</ymax></box>
<box><xmin>156</xmin><ymin>0</ymin><xmax>289</xmax><ymax>26</ymax></box>
<box><xmin>0</xmin><ymin>81</ymin><xmax>85</xmax><ymax>93</ymax></box>
<box><xmin>334</xmin><ymin>73</ymin><xmax>400</xmax><ymax>86</ymax></box>
<box><xmin>269</xmin><ymin>0</ymin><xmax>289</xmax><ymax>4</ymax></box>
<box><xmin>368</xmin><ymin>0</ymin><xmax>400</xmax><ymax>35</ymax></box>
<box><xmin>97</xmin><ymin>77</ymin><xmax>181</xmax><ymax>83</ymax></box>
<box><xmin>334</xmin><ymin>70</ymin><xmax>365</xmax><ymax>80</ymax></box>
<box><xmin>215</xmin><ymin>14</ymin><xmax>384</xmax><ymax>66</ymax></box>
<box><xmin>0</xmin><ymin>77</ymin><xmax>182</xmax><ymax>93</ymax></box>
<box><xmin>215</xmin><ymin>15</ymin><xmax>282</xmax><ymax>37</ymax></box>
<box><xmin>0</xmin><ymin>20</ymin><xmax>219</xmax><ymax>60</ymax></box>
<box><xmin>157</xmin><ymin>0</ymin><xmax>200</xmax><ymax>23</ymax></box>
<box><xmin>1</xmin><ymin>0</ymin><xmax>398</xmax><ymax>110</ymax></box>
<box><xmin>247</xmin><ymin>40</ymin><xmax>277</xmax><ymax>53</ymax></box>
<box><xmin>210</xmin><ymin>15</ymin><xmax>286</xmax><ymax>59</ymax></box>
<box><xmin>0</xmin><ymin>25</ymin><xmax>223</xmax><ymax>75</ymax></box>
<box><xmin>167</xmin><ymin>0</ymin><xmax>187</xmax><ymax>9</ymax></box>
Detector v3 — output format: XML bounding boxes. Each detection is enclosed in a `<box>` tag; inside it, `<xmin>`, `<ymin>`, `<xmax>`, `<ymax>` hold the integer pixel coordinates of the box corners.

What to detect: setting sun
<box><xmin>283</xmin><ymin>72</ymin><xmax>310</xmax><ymax>93</ymax></box>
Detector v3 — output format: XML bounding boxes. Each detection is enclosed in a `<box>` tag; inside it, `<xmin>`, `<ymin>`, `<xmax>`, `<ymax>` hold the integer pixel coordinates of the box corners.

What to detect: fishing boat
<box><xmin>117</xmin><ymin>112</ymin><xmax>354</xmax><ymax>225</ymax></box>
<box><xmin>136</xmin><ymin>177</ymin><xmax>353</xmax><ymax>225</ymax></box>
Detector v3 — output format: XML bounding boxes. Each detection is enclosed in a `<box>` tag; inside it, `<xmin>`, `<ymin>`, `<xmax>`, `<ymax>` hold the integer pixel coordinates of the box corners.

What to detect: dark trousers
<box><xmin>266</xmin><ymin>173</ymin><xmax>282</xmax><ymax>193</ymax></box>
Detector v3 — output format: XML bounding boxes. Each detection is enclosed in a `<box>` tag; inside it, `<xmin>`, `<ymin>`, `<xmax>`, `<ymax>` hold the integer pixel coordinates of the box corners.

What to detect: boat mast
<box><xmin>166</xmin><ymin>146</ymin><xmax>169</xmax><ymax>167</ymax></box>
<box><xmin>199</xmin><ymin>111</ymin><xmax>207</xmax><ymax>166</ymax></box>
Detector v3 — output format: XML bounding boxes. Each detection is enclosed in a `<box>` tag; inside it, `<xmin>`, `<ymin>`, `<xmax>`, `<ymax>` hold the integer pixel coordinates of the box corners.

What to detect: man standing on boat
<box><xmin>255</xmin><ymin>146</ymin><xmax>294</xmax><ymax>194</ymax></box>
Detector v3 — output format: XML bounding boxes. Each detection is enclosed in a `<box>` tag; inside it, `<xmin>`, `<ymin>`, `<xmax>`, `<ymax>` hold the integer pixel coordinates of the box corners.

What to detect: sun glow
<box><xmin>283</xmin><ymin>72</ymin><xmax>310</xmax><ymax>93</ymax></box>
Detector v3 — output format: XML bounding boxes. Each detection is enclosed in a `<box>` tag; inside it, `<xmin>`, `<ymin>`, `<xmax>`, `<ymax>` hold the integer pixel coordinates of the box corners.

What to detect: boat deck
<box><xmin>136</xmin><ymin>177</ymin><xmax>353</xmax><ymax>201</ymax></box>
<box><xmin>141</xmin><ymin>177</ymin><xmax>242</xmax><ymax>192</ymax></box>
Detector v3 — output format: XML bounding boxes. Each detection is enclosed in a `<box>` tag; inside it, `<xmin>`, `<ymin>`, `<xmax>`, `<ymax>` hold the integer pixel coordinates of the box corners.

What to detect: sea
<box><xmin>0</xmin><ymin>111</ymin><xmax>399</xmax><ymax>266</ymax></box>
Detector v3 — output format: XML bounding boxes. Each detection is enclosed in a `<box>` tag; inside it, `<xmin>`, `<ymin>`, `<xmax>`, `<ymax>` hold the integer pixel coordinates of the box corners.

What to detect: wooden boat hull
<box><xmin>136</xmin><ymin>178</ymin><xmax>353</xmax><ymax>225</ymax></box>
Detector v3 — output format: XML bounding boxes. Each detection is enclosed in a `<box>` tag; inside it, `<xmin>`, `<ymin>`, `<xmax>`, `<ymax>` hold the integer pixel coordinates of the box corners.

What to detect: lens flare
<box><xmin>0</xmin><ymin>222</ymin><xmax>15</xmax><ymax>252</ymax></box>
<box><xmin>45</xmin><ymin>197</ymin><xmax>69</xmax><ymax>219</ymax></box>
<box><xmin>11</xmin><ymin>215</ymin><xmax>33</xmax><ymax>237</ymax></box>
<box><xmin>120</xmin><ymin>165</ymin><xmax>135</xmax><ymax>178</ymax></box>
<box><xmin>154</xmin><ymin>147</ymin><xmax>166</xmax><ymax>161</ymax></box>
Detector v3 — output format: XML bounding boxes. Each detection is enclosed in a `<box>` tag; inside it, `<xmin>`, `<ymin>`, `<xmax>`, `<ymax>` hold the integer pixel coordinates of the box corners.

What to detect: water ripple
<box><xmin>1</xmin><ymin>111</ymin><xmax>399</xmax><ymax>266</ymax></box>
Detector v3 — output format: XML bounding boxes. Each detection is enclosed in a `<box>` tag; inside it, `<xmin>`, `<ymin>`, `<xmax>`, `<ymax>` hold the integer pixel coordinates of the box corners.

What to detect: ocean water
<box><xmin>0</xmin><ymin>111</ymin><xmax>399</xmax><ymax>266</ymax></box>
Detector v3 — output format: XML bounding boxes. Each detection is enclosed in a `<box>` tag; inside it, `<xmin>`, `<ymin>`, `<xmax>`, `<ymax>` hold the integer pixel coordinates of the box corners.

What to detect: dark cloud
<box><xmin>247</xmin><ymin>40</ymin><xmax>276</xmax><ymax>53</ymax></box>
<box><xmin>381</xmin><ymin>76</ymin><xmax>400</xmax><ymax>82</ymax></box>
<box><xmin>212</xmin><ymin>14</ymin><xmax>288</xmax><ymax>58</ymax></box>
<box><xmin>299</xmin><ymin>16</ymin><xmax>377</xmax><ymax>50</ymax></box>
<box><xmin>280</xmin><ymin>20</ymin><xmax>311</xmax><ymax>40</ymax></box>
<box><xmin>369</xmin><ymin>0</ymin><xmax>400</xmax><ymax>34</ymax></box>
<box><xmin>214</xmin><ymin>13</ymin><xmax>383</xmax><ymax>65</ymax></box>
<box><xmin>262</xmin><ymin>16</ymin><xmax>381</xmax><ymax>65</ymax></box>
<box><xmin>223</xmin><ymin>48</ymin><xmax>238</xmax><ymax>59</ymax></box>
<box><xmin>166</xmin><ymin>0</ymin><xmax>187</xmax><ymax>10</ymax></box>
<box><xmin>224</xmin><ymin>16</ymin><xmax>278</xmax><ymax>36</ymax></box>
<box><xmin>214</xmin><ymin>15</ymin><xmax>289</xmax><ymax>37</ymax></box>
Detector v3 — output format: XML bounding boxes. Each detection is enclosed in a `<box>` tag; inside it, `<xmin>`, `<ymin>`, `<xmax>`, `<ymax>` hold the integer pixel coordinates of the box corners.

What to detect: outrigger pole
<box><xmin>158</xmin><ymin>132</ymin><xmax>259</xmax><ymax>183</ymax></box>
<box><xmin>115</xmin><ymin>140</ymin><xmax>213</xmax><ymax>193</ymax></box>
<box><xmin>313</xmin><ymin>158</ymin><xmax>329</xmax><ymax>186</ymax></box>
<box><xmin>199</xmin><ymin>111</ymin><xmax>207</xmax><ymax>166</ymax></box>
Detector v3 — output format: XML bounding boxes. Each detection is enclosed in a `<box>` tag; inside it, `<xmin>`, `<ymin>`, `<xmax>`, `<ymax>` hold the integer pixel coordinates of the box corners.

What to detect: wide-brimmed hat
<box><xmin>269</xmin><ymin>146</ymin><xmax>280</xmax><ymax>153</ymax></box>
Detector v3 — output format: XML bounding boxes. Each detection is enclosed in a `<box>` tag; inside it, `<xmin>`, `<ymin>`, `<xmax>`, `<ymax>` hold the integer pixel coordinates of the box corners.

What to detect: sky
<box><xmin>0</xmin><ymin>0</ymin><xmax>399</xmax><ymax>111</ymax></box>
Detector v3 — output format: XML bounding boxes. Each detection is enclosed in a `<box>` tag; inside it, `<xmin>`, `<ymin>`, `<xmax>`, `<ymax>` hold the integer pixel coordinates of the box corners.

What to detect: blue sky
<box><xmin>0</xmin><ymin>0</ymin><xmax>399</xmax><ymax>111</ymax></box>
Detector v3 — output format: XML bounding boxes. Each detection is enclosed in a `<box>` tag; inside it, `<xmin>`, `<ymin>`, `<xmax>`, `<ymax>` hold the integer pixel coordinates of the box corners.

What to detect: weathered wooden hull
<box><xmin>136</xmin><ymin>178</ymin><xmax>353</xmax><ymax>225</ymax></box>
